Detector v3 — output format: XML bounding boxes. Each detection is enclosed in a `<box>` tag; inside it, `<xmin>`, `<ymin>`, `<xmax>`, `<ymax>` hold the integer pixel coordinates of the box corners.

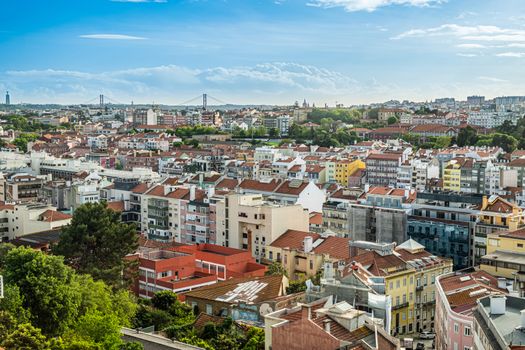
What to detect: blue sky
<box><xmin>1</xmin><ymin>0</ymin><xmax>525</xmax><ymax>105</ymax></box>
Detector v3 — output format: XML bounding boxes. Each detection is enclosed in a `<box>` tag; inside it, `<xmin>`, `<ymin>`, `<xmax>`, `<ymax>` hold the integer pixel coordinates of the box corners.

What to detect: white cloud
<box><xmin>478</xmin><ymin>76</ymin><xmax>508</xmax><ymax>83</ymax></box>
<box><xmin>456</xmin><ymin>43</ymin><xmax>486</xmax><ymax>49</ymax></box>
<box><xmin>306</xmin><ymin>0</ymin><xmax>444</xmax><ymax>12</ymax></box>
<box><xmin>496</xmin><ymin>52</ymin><xmax>525</xmax><ymax>58</ymax></box>
<box><xmin>456</xmin><ymin>53</ymin><xmax>478</xmax><ymax>57</ymax></box>
<box><xmin>1</xmin><ymin>63</ymin><xmax>362</xmax><ymax>104</ymax></box>
<box><xmin>392</xmin><ymin>24</ymin><xmax>525</xmax><ymax>42</ymax></box>
<box><xmin>79</xmin><ymin>34</ymin><xmax>147</xmax><ymax>40</ymax></box>
<box><xmin>110</xmin><ymin>0</ymin><xmax>167</xmax><ymax>3</ymax></box>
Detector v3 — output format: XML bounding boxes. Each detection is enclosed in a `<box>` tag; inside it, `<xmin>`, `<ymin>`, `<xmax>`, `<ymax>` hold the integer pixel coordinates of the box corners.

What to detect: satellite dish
<box><xmin>259</xmin><ymin>303</ymin><xmax>273</xmax><ymax>316</ymax></box>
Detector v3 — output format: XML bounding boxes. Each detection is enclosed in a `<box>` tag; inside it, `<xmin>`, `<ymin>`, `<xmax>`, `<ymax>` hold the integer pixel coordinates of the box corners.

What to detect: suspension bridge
<box><xmin>81</xmin><ymin>93</ymin><xmax>230</xmax><ymax>110</ymax></box>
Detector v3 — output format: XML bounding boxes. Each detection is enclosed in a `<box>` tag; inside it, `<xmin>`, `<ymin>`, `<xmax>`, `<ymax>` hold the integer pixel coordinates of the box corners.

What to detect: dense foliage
<box><xmin>54</xmin><ymin>202</ymin><xmax>139</xmax><ymax>289</ymax></box>
<box><xmin>0</xmin><ymin>245</ymin><xmax>141</xmax><ymax>349</ymax></box>
<box><xmin>307</xmin><ymin>108</ymin><xmax>361</xmax><ymax>124</ymax></box>
<box><xmin>133</xmin><ymin>291</ymin><xmax>264</xmax><ymax>350</ymax></box>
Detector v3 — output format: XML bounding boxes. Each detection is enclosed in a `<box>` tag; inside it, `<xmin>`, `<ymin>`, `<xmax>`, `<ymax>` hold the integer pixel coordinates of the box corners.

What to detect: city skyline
<box><xmin>1</xmin><ymin>0</ymin><xmax>525</xmax><ymax>105</ymax></box>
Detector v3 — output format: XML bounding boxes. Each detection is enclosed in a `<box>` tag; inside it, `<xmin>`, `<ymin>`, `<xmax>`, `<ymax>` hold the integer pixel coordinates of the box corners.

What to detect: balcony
<box><xmin>392</xmin><ymin>302</ymin><xmax>409</xmax><ymax>311</ymax></box>
<box><xmin>416</xmin><ymin>285</ymin><xmax>424</xmax><ymax>291</ymax></box>
<box><xmin>147</xmin><ymin>233</ymin><xmax>170</xmax><ymax>241</ymax></box>
<box><xmin>449</xmin><ymin>235</ymin><xmax>468</xmax><ymax>244</ymax></box>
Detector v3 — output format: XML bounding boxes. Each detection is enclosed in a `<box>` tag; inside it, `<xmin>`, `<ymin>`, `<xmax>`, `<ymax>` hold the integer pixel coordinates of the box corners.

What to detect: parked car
<box><xmin>415</xmin><ymin>343</ymin><xmax>425</xmax><ymax>350</ymax></box>
<box><xmin>420</xmin><ymin>331</ymin><xmax>436</xmax><ymax>339</ymax></box>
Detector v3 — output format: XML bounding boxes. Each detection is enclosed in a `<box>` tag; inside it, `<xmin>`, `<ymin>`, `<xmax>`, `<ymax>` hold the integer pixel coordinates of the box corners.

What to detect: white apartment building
<box><xmin>215</xmin><ymin>193</ymin><xmax>309</xmax><ymax>262</ymax></box>
<box><xmin>467</xmin><ymin>111</ymin><xmax>517</xmax><ymax>129</ymax></box>
<box><xmin>0</xmin><ymin>203</ymin><xmax>72</xmax><ymax>241</ymax></box>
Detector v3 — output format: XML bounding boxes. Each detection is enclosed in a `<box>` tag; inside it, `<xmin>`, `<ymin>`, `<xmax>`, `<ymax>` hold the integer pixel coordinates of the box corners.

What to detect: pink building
<box><xmin>435</xmin><ymin>270</ymin><xmax>507</xmax><ymax>350</ymax></box>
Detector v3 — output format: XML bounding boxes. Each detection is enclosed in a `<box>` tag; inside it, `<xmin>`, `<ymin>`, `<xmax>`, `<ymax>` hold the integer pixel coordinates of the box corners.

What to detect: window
<box><xmin>310</xmin><ymin>260</ymin><xmax>313</xmax><ymax>269</ymax></box>
<box><xmin>519</xmin><ymin>243</ymin><xmax>524</xmax><ymax>248</ymax></box>
<box><xmin>396</xmin><ymin>296</ymin><xmax>400</xmax><ymax>306</ymax></box>
<box><xmin>206</xmin><ymin>304</ymin><xmax>212</xmax><ymax>315</ymax></box>
<box><xmin>389</xmin><ymin>282</ymin><xmax>394</xmax><ymax>290</ymax></box>
<box><xmin>396</xmin><ymin>280</ymin><xmax>400</xmax><ymax>288</ymax></box>
<box><xmin>454</xmin><ymin>323</ymin><xmax>459</xmax><ymax>334</ymax></box>
<box><xmin>269</xmin><ymin>251</ymin><xmax>273</xmax><ymax>260</ymax></box>
<box><xmin>464</xmin><ymin>326</ymin><xmax>471</xmax><ymax>336</ymax></box>
<box><xmin>403</xmin><ymin>294</ymin><xmax>406</xmax><ymax>303</ymax></box>
<box><xmin>489</xmin><ymin>239</ymin><xmax>500</xmax><ymax>247</ymax></box>
<box><xmin>403</xmin><ymin>278</ymin><xmax>406</xmax><ymax>287</ymax></box>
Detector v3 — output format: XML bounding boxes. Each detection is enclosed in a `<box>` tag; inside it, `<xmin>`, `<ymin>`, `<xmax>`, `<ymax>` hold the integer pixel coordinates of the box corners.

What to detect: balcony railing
<box><xmin>392</xmin><ymin>302</ymin><xmax>409</xmax><ymax>311</ymax></box>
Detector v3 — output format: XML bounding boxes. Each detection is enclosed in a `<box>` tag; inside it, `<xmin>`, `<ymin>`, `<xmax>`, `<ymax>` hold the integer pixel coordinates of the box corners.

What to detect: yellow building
<box><xmin>481</xmin><ymin>228</ymin><xmax>525</xmax><ymax>280</ymax></box>
<box><xmin>265</xmin><ymin>229</ymin><xmax>349</xmax><ymax>280</ymax></box>
<box><xmin>353</xmin><ymin>239</ymin><xmax>452</xmax><ymax>336</ymax></box>
<box><xmin>475</xmin><ymin>195</ymin><xmax>525</xmax><ymax>264</ymax></box>
<box><xmin>442</xmin><ymin>159</ymin><xmax>461</xmax><ymax>192</ymax></box>
<box><xmin>335</xmin><ymin>159</ymin><xmax>365</xmax><ymax>186</ymax></box>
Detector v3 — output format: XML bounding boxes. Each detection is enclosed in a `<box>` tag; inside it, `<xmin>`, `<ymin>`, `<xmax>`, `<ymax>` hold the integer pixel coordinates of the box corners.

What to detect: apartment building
<box><xmin>348</xmin><ymin>187</ymin><xmax>414</xmax><ymax>244</ymax></box>
<box><xmin>131</xmin><ymin>243</ymin><xmax>266</xmax><ymax>298</ymax></box>
<box><xmin>334</xmin><ymin>159</ymin><xmax>365</xmax><ymax>186</ymax></box>
<box><xmin>0</xmin><ymin>203</ymin><xmax>72</xmax><ymax>241</ymax></box>
<box><xmin>480</xmin><ymin>228</ymin><xmax>525</xmax><ymax>291</ymax></box>
<box><xmin>365</xmin><ymin>152</ymin><xmax>403</xmax><ymax>187</ymax></box>
<box><xmin>395</xmin><ymin>239</ymin><xmax>453</xmax><ymax>333</ymax></box>
<box><xmin>474</xmin><ymin>195</ymin><xmax>525</xmax><ymax>265</ymax></box>
<box><xmin>472</xmin><ymin>295</ymin><xmax>525</xmax><ymax>350</ymax></box>
<box><xmin>139</xmin><ymin>184</ymin><xmax>215</xmax><ymax>243</ymax></box>
<box><xmin>5</xmin><ymin>173</ymin><xmax>46</xmax><ymax>203</ymax></box>
<box><xmin>435</xmin><ymin>270</ymin><xmax>506</xmax><ymax>350</ymax></box>
<box><xmin>215</xmin><ymin>193</ymin><xmax>309</xmax><ymax>262</ymax></box>
<box><xmin>408</xmin><ymin>192</ymin><xmax>480</xmax><ymax>269</ymax></box>
<box><xmin>266</xmin><ymin>230</ymin><xmax>350</xmax><ymax>280</ymax></box>
<box><xmin>264</xmin><ymin>296</ymin><xmax>399</xmax><ymax>350</ymax></box>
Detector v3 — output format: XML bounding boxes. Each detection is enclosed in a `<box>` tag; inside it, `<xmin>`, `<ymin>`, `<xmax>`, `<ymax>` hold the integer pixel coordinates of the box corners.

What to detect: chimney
<box><xmin>482</xmin><ymin>195</ymin><xmax>488</xmax><ymax>209</ymax></box>
<box><xmin>364</xmin><ymin>183</ymin><xmax>370</xmax><ymax>193</ymax></box>
<box><xmin>190</xmin><ymin>185</ymin><xmax>196</xmax><ymax>201</ymax></box>
<box><xmin>497</xmin><ymin>278</ymin><xmax>507</xmax><ymax>289</ymax></box>
<box><xmin>490</xmin><ymin>295</ymin><xmax>506</xmax><ymax>315</ymax></box>
<box><xmin>521</xmin><ymin>309</ymin><xmax>525</xmax><ymax>329</ymax></box>
<box><xmin>323</xmin><ymin>319</ymin><xmax>331</xmax><ymax>334</ymax></box>
<box><xmin>303</xmin><ymin>236</ymin><xmax>313</xmax><ymax>253</ymax></box>
<box><xmin>301</xmin><ymin>305</ymin><xmax>312</xmax><ymax>320</ymax></box>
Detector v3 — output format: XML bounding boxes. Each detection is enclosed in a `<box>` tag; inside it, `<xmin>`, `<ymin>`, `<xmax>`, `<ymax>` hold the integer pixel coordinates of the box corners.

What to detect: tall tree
<box><xmin>54</xmin><ymin>202</ymin><xmax>138</xmax><ymax>288</ymax></box>
<box><xmin>457</xmin><ymin>126</ymin><xmax>478</xmax><ymax>147</ymax></box>
<box><xmin>2</xmin><ymin>247</ymin><xmax>81</xmax><ymax>336</ymax></box>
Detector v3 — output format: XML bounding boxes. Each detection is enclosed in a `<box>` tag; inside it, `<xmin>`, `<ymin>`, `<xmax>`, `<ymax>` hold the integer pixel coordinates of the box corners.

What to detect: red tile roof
<box><xmin>39</xmin><ymin>210</ymin><xmax>72</xmax><ymax>222</ymax></box>
<box><xmin>106</xmin><ymin>201</ymin><xmax>125</xmax><ymax>212</ymax></box>
<box><xmin>270</xmin><ymin>230</ymin><xmax>321</xmax><ymax>250</ymax></box>
<box><xmin>313</xmin><ymin>236</ymin><xmax>350</xmax><ymax>260</ymax></box>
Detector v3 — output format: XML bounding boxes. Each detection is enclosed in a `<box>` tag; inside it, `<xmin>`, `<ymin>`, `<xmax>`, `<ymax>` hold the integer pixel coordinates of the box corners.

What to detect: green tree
<box><xmin>268</xmin><ymin>127</ymin><xmax>279</xmax><ymax>138</ymax></box>
<box><xmin>67</xmin><ymin>311</ymin><xmax>123</xmax><ymax>350</ymax></box>
<box><xmin>151</xmin><ymin>290</ymin><xmax>178</xmax><ymax>311</ymax></box>
<box><xmin>433</xmin><ymin>136</ymin><xmax>452</xmax><ymax>149</ymax></box>
<box><xmin>265</xmin><ymin>261</ymin><xmax>287</xmax><ymax>277</ymax></box>
<box><xmin>492</xmin><ymin>133</ymin><xmax>518</xmax><ymax>152</ymax></box>
<box><xmin>54</xmin><ymin>202</ymin><xmax>138</xmax><ymax>288</ymax></box>
<box><xmin>387</xmin><ymin>116</ymin><xmax>398</xmax><ymax>125</ymax></box>
<box><xmin>2</xmin><ymin>323</ymin><xmax>49</xmax><ymax>350</ymax></box>
<box><xmin>120</xmin><ymin>342</ymin><xmax>144</xmax><ymax>350</ymax></box>
<box><xmin>2</xmin><ymin>247</ymin><xmax>81</xmax><ymax>336</ymax></box>
<box><xmin>457</xmin><ymin>126</ymin><xmax>478</xmax><ymax>147</ymax></box>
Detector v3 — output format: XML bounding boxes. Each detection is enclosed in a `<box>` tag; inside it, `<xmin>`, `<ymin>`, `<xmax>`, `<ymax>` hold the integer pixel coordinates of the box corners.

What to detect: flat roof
<box><xmin>481</xmin><ymin>250</ymin><xmax>525</xmax><ymax>265</ymax></box>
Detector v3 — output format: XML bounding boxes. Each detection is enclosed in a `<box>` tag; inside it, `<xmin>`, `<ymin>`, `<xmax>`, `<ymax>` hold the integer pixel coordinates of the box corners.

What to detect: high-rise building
<box><xmin>5</xmin><ymin>91</ymin><xmax>10</xmax><ymax>105</ymax></box>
